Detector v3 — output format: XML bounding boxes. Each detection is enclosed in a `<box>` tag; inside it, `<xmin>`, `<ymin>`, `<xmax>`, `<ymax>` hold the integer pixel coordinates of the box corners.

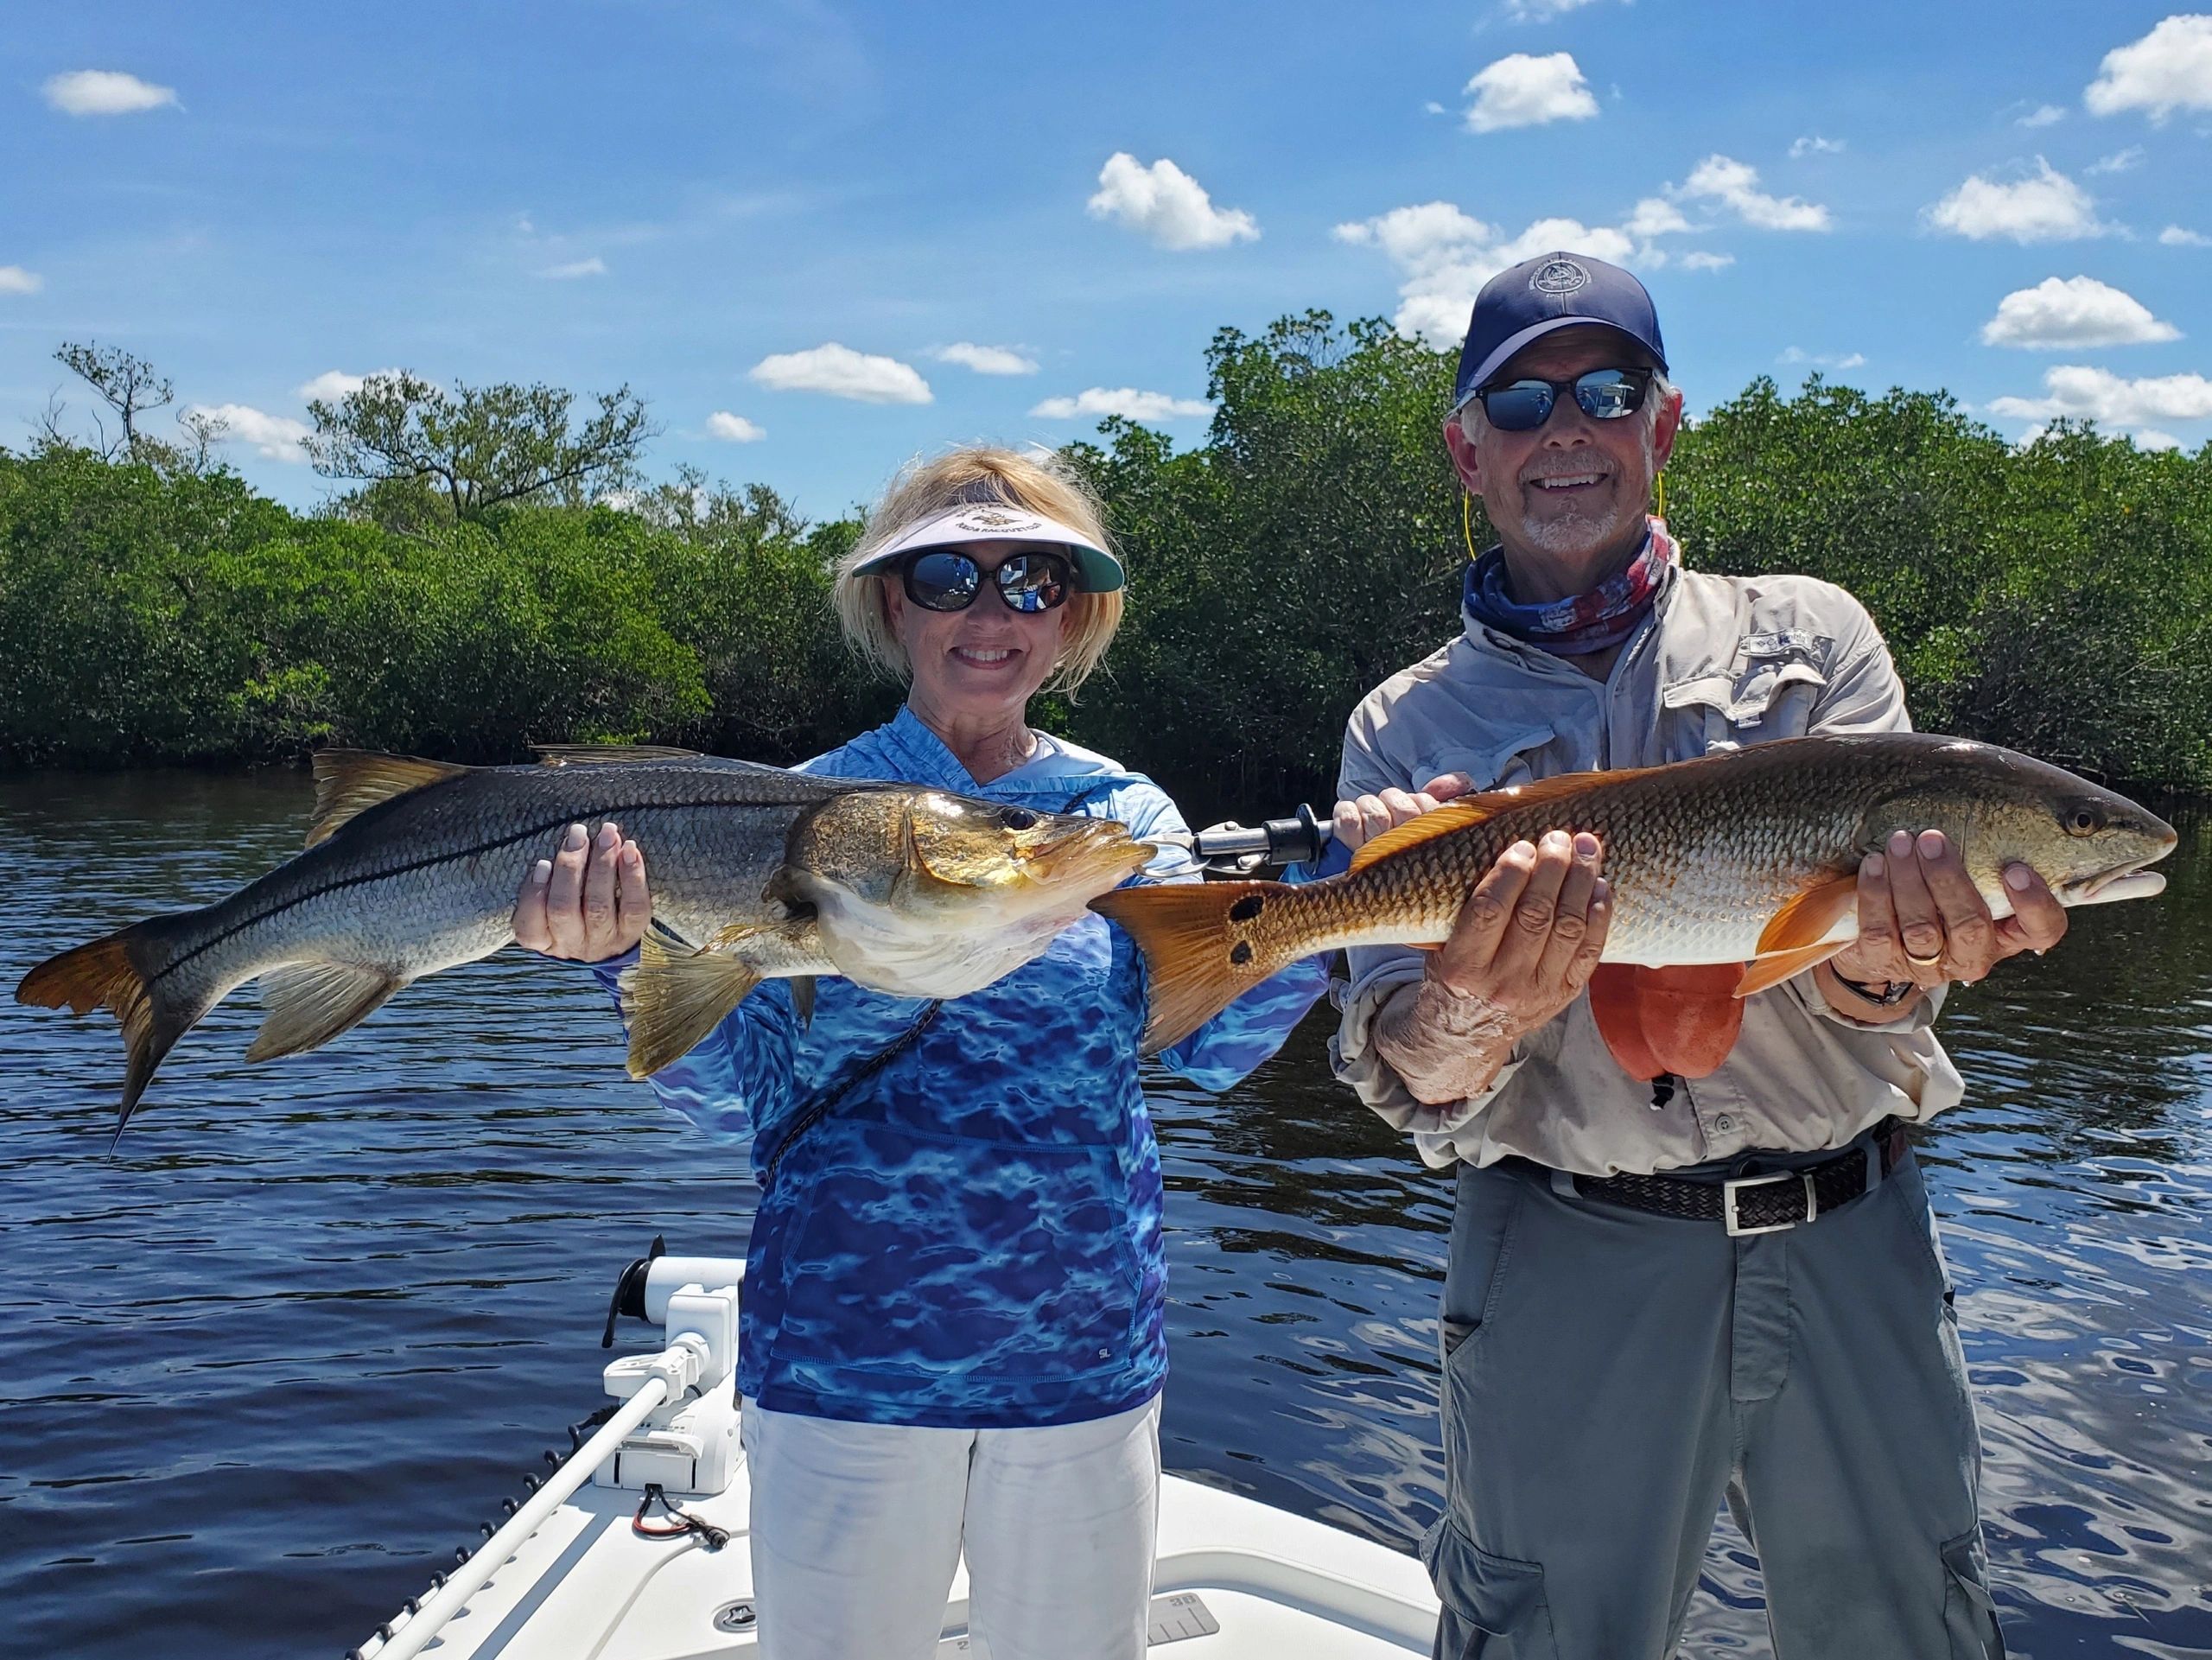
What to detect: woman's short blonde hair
<box><xmin>831</xmin><ymin>446</ymin><xmax>1125</xmax><ymax>697</ymax></box>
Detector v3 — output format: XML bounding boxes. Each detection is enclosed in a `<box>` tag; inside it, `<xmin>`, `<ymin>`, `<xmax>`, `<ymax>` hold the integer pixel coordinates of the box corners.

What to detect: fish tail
<box><xmin>16</xmin><ymin>921</ymin><xmax>207</xmax><ymax>1143</ymax></box>
<box><xmin>1090</xmin><ymin>878</ymin><xmax>1297</xmax><ymax>1053</ymax></box>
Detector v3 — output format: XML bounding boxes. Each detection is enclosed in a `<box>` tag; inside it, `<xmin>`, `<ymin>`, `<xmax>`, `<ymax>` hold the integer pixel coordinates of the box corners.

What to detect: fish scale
<box><xmin>16</xmin><ymin>748</ymin><xmax>1154</xmax><ymax>1134</ymax></box>
<box><xmin>1092</xmin><ymin>732</ymin><xmax>2177</xmax><ymax>1056</ymax></box>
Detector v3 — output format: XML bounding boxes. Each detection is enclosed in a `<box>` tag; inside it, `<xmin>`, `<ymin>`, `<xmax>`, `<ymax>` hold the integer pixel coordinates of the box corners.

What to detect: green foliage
<box><xmin>1</xmin><ymin>322</ymin><xmax>2206</xmax><ymax>811</ymax></box>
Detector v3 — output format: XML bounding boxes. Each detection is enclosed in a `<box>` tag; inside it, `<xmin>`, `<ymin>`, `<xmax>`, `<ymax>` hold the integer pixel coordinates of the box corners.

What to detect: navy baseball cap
<box><xmin>1451</xmin><ymin>251</ymin><xmax>1668</xmax><ymax>412</ymax></box>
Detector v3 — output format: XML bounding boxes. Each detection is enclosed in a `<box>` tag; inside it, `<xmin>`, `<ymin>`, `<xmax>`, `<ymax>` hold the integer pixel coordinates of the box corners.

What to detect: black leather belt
<box><xmin>1570</xmin><ymin>1118</ymin><xmax>1910</xmax><ymax>1236</ymax></box>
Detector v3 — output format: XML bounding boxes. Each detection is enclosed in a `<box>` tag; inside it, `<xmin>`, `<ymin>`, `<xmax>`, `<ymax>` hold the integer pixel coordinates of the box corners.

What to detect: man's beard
<box><xmin>1518</xmin><ymin>493</ymin><xmax>1631</xmax><ymax>559</ymax></box>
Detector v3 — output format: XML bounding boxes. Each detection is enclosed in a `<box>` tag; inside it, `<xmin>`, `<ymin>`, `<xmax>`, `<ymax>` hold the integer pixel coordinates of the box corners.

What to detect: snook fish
<box><xmin>1093</xmin><ymin>733</ymin><xmax>2176</xmax><ymax>1069</ymax></box>
<box><xmin>19</xmin><ymin>747</ymin><xmax>1154</xmax><ymax>1133</ymax></box>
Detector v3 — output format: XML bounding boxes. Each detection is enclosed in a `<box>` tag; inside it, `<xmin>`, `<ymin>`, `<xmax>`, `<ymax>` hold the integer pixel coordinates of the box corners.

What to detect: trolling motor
<box><xmin>1160</xmin><ymin>804</ymin><xmax>1333</xmax><ymax>875</ymax></box>
<box><xmin>592</xmin><ymin>1238</ymin><xmax>748</xmax><ymax>1497</ymax></box>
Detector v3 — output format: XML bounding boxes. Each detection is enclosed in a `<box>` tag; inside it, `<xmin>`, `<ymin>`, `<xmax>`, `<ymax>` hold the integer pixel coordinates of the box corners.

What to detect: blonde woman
<box><xmin>514</xmin><ymin>447</ymin><xmax>1328</xmax><ymax>1660</ymax></box>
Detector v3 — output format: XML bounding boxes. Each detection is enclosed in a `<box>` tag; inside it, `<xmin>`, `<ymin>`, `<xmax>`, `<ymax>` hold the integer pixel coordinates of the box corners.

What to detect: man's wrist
<box><xmin>1818</xmin><ymin>960</ymin><xmax>1919</xmax><ymax>1020</ymax></box>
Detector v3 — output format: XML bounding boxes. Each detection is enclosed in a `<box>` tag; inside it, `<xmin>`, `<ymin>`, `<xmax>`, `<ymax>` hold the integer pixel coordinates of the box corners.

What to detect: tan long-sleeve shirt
<box><xmin>1331</xmin><ymin>561</ymin><xmax>1962</xmax><ymax>1176</ymax></box>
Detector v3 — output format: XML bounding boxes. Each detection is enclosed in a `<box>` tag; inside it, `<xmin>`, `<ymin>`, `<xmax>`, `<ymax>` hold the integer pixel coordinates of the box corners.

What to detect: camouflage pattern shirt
<box><xmin>597</xmin><ymin>705</ymin><xmax>1327</xmax><ymax>1428</ymax></box>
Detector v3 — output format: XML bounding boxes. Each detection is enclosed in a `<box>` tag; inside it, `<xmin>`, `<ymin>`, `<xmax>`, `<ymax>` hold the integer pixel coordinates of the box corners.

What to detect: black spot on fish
<box><xmin>1230</xmin><ymin>941</ymin><xmax>1254</xmax><ymax>966</ymax></box>
<box><xmin>1229</xmin><ymin>894</ymin><xmax>1265</xmax><ymax>922</ymax></box>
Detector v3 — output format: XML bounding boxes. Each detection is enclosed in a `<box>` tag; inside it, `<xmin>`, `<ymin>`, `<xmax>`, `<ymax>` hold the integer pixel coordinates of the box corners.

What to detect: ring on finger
<box><xmin>1904</xmin><ymin>945</ymin><xmax>1943</xmax><ymax>970</ymax></box>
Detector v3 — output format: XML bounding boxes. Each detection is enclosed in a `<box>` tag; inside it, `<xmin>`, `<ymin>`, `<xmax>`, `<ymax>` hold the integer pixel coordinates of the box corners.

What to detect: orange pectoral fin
<box><xmin>1734</xmin><ymin>940</ymin><xmax>1847</xmax><ymax>997</ymax></box>
<box><xmin>1589</xmin><ymin>963</ymin><xmax>1746</xmax><ymax>1081</ymax></box>
<box><xmin>1755</xmin><ymin>875</ymin><xmax>1860</xmax><ymax>956</ymax></box>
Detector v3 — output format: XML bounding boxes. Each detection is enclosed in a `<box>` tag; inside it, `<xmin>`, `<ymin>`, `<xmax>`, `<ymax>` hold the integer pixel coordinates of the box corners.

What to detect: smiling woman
<box><xmin>510</xmin><ymin>442</ymin><xmax>1332</xmax><ymax>1660</ymax></box>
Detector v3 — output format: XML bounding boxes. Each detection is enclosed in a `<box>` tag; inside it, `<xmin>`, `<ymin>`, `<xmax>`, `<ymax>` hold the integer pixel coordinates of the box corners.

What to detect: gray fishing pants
<box><xmin>1423</xmin><ymin>1138</ymin><xmax>2005</xmax><ymax>1659</ymax></box>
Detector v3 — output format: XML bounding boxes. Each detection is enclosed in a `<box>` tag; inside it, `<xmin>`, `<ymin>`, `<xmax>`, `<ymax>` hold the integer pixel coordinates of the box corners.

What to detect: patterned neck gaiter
<box><xmin>1463</xmin><ymin>518</ymin><xmax>1678</xmax><ymax>657</ymax></box>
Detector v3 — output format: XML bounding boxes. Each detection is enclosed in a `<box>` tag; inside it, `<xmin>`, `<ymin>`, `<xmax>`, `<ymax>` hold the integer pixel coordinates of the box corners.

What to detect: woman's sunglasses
<box><xmin>1474</xmin><ymin>366</ymin><xmax>1653</xmax><ymax>434</ymax></box>
<box><xmin>901</xmin><ymin>549</ymin><xmax>1076</xmax><ymax>614</ymax></box>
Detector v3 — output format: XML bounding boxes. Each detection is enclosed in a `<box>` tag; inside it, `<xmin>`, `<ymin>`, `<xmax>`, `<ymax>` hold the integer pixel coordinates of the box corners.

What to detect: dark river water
<box><xmin>1</xmin><ymin>771</ymin><xmax>2207</xmax><ymax>1659</ymax></box>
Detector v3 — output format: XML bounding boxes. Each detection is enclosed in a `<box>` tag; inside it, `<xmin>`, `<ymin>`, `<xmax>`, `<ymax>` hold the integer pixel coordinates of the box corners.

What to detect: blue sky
<box><xmin>3</xmin><ymin>2</ymin><xmax>2208</xmax><ymax>520</ymax></box>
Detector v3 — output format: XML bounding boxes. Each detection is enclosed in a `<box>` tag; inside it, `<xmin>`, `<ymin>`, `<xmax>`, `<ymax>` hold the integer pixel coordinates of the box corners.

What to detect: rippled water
<box><xmin>1</xmin><ymin>772</ymin><xmax>2207</xmax><ymax>1659</ymax></box>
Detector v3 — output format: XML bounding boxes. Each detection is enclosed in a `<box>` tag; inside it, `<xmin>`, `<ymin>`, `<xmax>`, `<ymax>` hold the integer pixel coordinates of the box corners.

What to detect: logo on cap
<box><xmin>1530</xmin><ymin>258</ymin><xmax>1591</xmax><ymax>296</ymax></box>
<box><xmin>953</xmin><ymin>506</ymin><xmax>1042</xmax><ymax>534</ymax></box>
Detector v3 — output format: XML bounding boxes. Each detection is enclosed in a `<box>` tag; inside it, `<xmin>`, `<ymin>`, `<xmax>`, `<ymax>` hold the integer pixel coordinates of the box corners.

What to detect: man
<box><xmin>1331</xmin><ymin>251</ymin><xmax>2062</xmax><ymax>1658</ymax></box>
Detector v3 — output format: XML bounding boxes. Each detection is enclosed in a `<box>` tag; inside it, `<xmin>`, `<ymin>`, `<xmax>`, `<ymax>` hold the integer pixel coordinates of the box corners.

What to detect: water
<box><xmin>0</xmin><ymin>771</ymin><xmax>2206</xmax><ymax>1659</ymax></box>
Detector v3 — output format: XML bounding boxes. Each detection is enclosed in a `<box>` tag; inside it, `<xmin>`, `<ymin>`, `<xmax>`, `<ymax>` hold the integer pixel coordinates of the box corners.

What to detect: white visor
<box><xmin>850</xmin><ymin>503</ymin><xmax>1124</xmax><ymax>593</ymax></box>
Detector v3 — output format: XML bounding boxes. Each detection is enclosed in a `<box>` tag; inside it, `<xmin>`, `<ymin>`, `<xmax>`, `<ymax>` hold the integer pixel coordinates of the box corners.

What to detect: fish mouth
<box><xmin>1026</xmin><ymin>821</ymin><xmax>1156</xmax><ymax>887</ymax></box>
<box><xmin>2068</xmin><ymin>867</ymin><xmax>2167</xmax><ymax>905</ymax></box>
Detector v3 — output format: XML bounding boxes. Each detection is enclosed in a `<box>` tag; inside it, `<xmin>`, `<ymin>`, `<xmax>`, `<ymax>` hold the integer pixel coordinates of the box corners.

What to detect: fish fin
<box><xmin>17</xmin><ymin>923</ymin><xmax>211</xmax><ymax>1142</ymax></box>
<box><xmin>308</xmin><ymin>750</ymin><xmax>467</xmax><ymax>847</ymax></box>
<box><xmin>1587</xmin><ymin>963</ymin><xmax>1745</xmax><ymax>1081</ymax></box>
<box><xmin>1090</xmin><ymin>881</ymin><xmax>1289</xmax><ymax>1053</ymax></box>
<box><xmin>1754</xmin><ymin>875</ymin><xmax>1859</xmax><ymax>956</ymax></box>
<box><xmin>789</xmin><ymin>976</ymin><xmax>817</xmax><ymax>1028</ymax></box>
<box><xmin>1735</xmin><ymin>941</ymin><xmax>1847</xmax><ymax>997</ymax></box>
<box><xmin>246</xmin><ymin>961</ymin><xmax>405</xmax><ymax>1060</ymax></box>
<box><xmin>620</xmin><ymin>932</ymin><xmax>764</xmax><ymax>1079</ymax></box>
<box><xmin>1345</xmin><ymin>768</ymin><xmax>1634</xmax><ymax>875</ymax></box>
<box><xmin>533</xmin><ymin>744</ymin><xmax>702</xmax><ymax>766</ymax></box>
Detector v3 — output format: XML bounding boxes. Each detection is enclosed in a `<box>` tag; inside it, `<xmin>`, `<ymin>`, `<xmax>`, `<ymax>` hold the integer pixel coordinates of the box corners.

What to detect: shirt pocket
<box><xmin>1426</xmin><ymin>725</ymin><xmax>1557</xmax><ymax>795</ymax></box>
<box><xmin>1662</xmin><ymin>629</ymin><xmax>1834</xmax><ymax>756</ymax></box>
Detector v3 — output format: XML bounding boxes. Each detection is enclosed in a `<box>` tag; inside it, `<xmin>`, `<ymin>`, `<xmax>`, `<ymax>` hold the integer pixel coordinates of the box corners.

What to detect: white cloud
<box><xmin>706</xmin><ymin>411</ymin><xmax>766</xmax><ymax>442</ymax></box>
<box><xmin>43</xmin><ymin>70</ymin><xmax>177</xmax><ymax>116</ymax></box>
<box><xmin>1780</xmin><ymin>347</ymin><xmax>1867</xmax><ymax>368</ymax></box>
<box><xmin>540</xmin><ymin>256</ymin><xmax>607</xmax><ymax>279</ymax></box>
<box><xmin>2018</xmin><ymin>103</ymin><xmax>2068</xmax><ymax>127</ymax></box>
<box><xmin>2086</xmin><ymin>144</ymin><xmax>2146</xmax><ymax>174</ymax></box>
<box><xmin>1678</xmin><ymin>251</ymin><xmax>1735</xmax><ymax>271</ymax></box>
<box><xmin>295</xmin><ymin>368</ymin><xmax>412</xmax><ymax>402</ymax></box>
<box><xmin>1789</xmin><ymin>135</ymin><xmax>1846</xmax><ymax>157</ymax></box>
<box><xmin>1335</xmin><ymin>201</ymin><xmax>1635</xmax><ymax>344</ymax></box>
<box><xmin>1028</xmin><ymin>387</ymin><xmax>1214</xmax><ymax>422</ymax></box>
<box><xmin>1463</xmin><ymin>52</ymin><xmax>1599</xmax><ymax>133</ymax></box>
<box><xmin>1085</xmin><ymin>153</ymin><xmax>1257</xmax><ymax>251</ymax></box>
<box><xmin>2085</xmin><ymin>15</ymin><xmax>2212</xmax><ymax>124</ymax></box>
<box><xmin>933</xmin><ymin>342</ymin><xmax>1039</xmax><ymax>376</ymax></box>
<box><xmin>1925</xmin><ymin>158</ymin><xmax>2106</xmax><ymax>242</ymax></box>
<box><xmin>2134</xmin><ymin>428</ymin><xmax>2183</xmax><ymax>450</ymax></box>
<box><xmin>1503</xmin><ymin>0</ymin><xmax>1606</xmax><ymax>18</ymax></box>
<box><xmin>1626</xmin><ymin>196</ymin><xmax>1690</xmax><ymax>238</ymax></box>
<box><xmin>1980</xmin><ymin>276</ymin><xmax>2180</xmax><ymax>348</ymax></box>
<box><xmin>1988</xmin><ymin>365</ymin><xmax>2212</xmax><ymax>428</ymax></box>
<box><xmin>189</xmin><ymin>404</ymin><xmax>310</xmax><ymax>462</ymax></box>
<box><xmin>1423</xmin><ymin>100</ymin><xmax>1448</xmax><ymax>116</ymax></box>
<box><xmin>2161</xmin><ymin>224</ymin><xmax>2212</xmax><ymax>245</ymax></box>
<box><xmin>747</xmin><ymin>343</ymin><xmax>932</xmax><ymax>404</ymax></box>
<box><xmin>1678</xmin><ymin>156</ymin><xmax>1830</xmax><ymax>231</ymax></box>
<box><xmin>0</xmin><ymin>266</ymin><xmax>42</xmax><ymax>295</ymax></box>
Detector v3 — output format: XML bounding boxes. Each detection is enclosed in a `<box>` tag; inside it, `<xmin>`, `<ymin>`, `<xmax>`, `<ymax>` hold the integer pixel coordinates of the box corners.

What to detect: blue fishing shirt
<box><xmin>594</xmin><ymin>706</ymin><xmax>1329</xmax><ymax>1428</ymax></box>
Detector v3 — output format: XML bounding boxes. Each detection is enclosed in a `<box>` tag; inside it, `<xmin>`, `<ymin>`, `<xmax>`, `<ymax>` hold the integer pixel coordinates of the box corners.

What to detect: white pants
<box><xmin>739</xmin><ymin>1395</ymin><xmax>1161</xmax><ymax>1660</ymax></box>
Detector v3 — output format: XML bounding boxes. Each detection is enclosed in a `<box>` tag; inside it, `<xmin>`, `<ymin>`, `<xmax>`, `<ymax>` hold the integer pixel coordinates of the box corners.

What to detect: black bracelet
<box><xmin>1830</xmin><ymin>967</ymin><xmax>1916</xmax><ymax>1008</ymax></box>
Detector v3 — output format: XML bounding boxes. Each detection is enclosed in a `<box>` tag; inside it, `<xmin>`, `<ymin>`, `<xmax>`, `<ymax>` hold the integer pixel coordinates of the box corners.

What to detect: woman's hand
<box><xmin>512</xmin><ymin>819</ymin><xmax>652</xmax><ymax>962</ymax></box>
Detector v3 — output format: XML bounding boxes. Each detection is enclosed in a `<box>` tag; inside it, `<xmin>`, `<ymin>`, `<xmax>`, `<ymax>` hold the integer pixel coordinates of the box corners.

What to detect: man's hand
<box><xmin>1821</xmin><ymin>829</ymin><xmax>2067</xmax><ymax>1010</ymax></box>
<box><xmin>1336</xmin><ymin>778</ymin><xmax>1611</xmax><ymax>1108</ymax></box>
<box><xmin>512</xmin><ymin>819</ymin><xmax>652</xmax><ymax>962</ymax></box>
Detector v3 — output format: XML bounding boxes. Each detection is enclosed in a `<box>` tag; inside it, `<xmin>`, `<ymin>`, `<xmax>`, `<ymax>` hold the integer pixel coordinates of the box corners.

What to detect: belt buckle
<box><xmin>1723</xmin><ymin>1171</ymin><xmax>1817</xmax><ymax>1237</ymax></box>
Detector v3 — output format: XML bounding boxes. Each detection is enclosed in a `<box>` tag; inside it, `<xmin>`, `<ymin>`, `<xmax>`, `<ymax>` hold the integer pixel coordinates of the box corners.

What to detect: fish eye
<box><xmin>999</xmin><ymin>808</ymin><xmax>1038</xmax><ymax>830</ymax></box>
<box><xmin>2063</xmin><ymin>804</ymin><xmax>2105</xmax><ymax>836</ymax></box>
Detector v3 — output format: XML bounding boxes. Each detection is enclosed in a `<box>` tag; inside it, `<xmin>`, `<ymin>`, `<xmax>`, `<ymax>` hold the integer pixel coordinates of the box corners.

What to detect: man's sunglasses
<box><xmin>901</xmin><ymin>550</ymin><xmax>1077</xmax><ymax>614</ymax></box>
<box><xmin>1473</xmin><ymin>366</ymin><xmax>1653</xmax><ymax>434</ymax></box>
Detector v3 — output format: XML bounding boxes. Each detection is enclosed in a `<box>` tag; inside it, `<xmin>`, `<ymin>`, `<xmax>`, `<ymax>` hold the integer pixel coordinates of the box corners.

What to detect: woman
<box><xmin>512</xmin><ymin>447</ymin><xmax>1327</xmax><ymax>1660</ymax></box>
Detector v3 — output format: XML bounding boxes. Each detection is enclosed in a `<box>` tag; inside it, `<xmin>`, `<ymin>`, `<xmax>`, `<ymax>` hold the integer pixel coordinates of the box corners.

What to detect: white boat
<box><xmin>352</xmin><ymin>1249</ymin><xmax>1440</xmax><ymax>1659</ymax></box>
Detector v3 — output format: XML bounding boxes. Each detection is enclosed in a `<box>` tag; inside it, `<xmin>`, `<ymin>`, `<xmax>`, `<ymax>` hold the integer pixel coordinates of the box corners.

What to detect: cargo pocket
<box><xmin>1941</xmin><ymin>1528</ymin><xmax>2007</xmax><ymax>1658</ymax></box>
<box><xmin>1421</xmin><ymin>1517</ymin><xmax>1560</xmax><ymax>1659</ymax></box>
